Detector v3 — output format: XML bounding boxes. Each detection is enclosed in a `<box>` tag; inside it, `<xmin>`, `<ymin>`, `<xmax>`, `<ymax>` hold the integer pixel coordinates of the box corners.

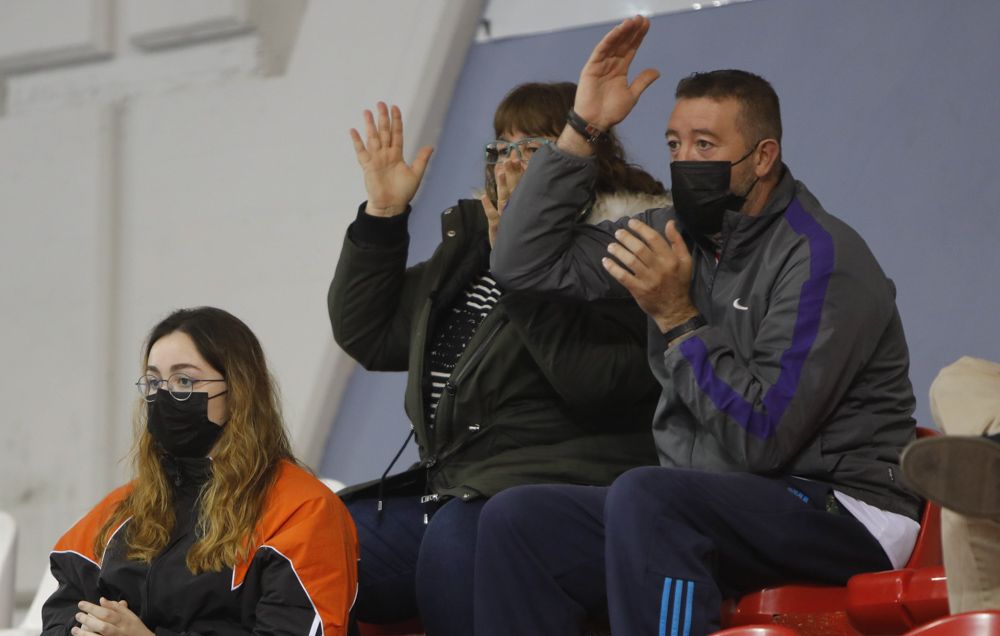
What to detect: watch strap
<box><xmin>663</xmin><ymin>314</ymin><xmax>707</xmax><ymax>346</ymax></box>
<box><xmin>565</xmin><ymin>109</ymin><xmax>610</xmax><ymax>144</ymax></box>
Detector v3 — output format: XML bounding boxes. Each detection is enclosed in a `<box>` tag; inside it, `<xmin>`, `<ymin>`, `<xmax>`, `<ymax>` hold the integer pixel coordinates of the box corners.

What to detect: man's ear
<box><xmin>754</xmin><ymin>138</ymin><xmax>781</xmax><ymax>178</ymax></box>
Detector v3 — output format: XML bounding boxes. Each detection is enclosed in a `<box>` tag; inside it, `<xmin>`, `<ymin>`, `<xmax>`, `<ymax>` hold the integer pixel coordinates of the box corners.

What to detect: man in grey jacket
<box><xmin>474</xmin><ymin>16</ymin><xmax>922</xmax><ymax>636</ymax></box>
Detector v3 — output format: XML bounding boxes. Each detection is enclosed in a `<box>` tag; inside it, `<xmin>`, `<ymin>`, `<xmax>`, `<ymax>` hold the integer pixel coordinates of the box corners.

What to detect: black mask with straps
<box><xmin>669</xmin><ymin>142</ymin><xmax>761</xmax><ymax>239</ymax></box>
<box><xmin>147</xmin><ymin>389</ymin><xmax>227</xmax><ymax>458</ymax></box>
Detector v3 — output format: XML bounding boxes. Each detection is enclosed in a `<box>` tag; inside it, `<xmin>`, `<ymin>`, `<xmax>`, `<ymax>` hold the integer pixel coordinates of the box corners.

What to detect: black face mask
<box><xmin>670</xmin><ymin>143</ymin><xmax>759</xmax><ymax>238</ymax></box>
<box><xmin>147</xmin><ymin>390</ymin><xmax>225</xmax><ymax>458</ymax></box>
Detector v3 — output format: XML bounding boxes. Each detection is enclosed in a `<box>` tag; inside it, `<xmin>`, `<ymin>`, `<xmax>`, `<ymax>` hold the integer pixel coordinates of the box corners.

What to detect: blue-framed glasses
<box><xmin>484</xmin><ymin>138</ymin><xmax>552</xmax><ymax>165</ymax></box>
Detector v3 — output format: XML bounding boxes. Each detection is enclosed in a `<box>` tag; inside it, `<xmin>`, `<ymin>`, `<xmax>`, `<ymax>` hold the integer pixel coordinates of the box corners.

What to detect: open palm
<box><xmin>574</xmin><ymin>15</ymin><xmax>660</xmax><ymax>130</ymax></box>
<box><xmin>350</xmin><ymin>102</ymin><xmax>433</xmax><ymax>217</ymax></box>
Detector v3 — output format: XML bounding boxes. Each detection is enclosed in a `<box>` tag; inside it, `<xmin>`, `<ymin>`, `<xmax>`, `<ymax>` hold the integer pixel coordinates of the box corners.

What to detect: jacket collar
<box><xmin>755</xmin><ymin>163</ymin><xmax>795</xmax><ymax>218</ymax></box>
<box><xmin>443</xmin><ymin>199</ymin><xmax>489</xmax><ymax>240</ymax></box>
<box><xmin>715</xmin><ymin>164</ymin><xmax>796</xmax><ymax>250</ymax></box>
<box><xmin>161</xmin><ymin>454</ymin><xmax>212</xmax><ymax>496</ymax></box>
<box><xmin>431</xmin><ymin>199</ymin><xmax>491</xmax><ymax>307</ymax></box>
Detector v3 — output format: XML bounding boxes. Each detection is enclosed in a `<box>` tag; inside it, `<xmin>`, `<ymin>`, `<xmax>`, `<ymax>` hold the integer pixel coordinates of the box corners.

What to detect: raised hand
<box><xmin>602</xmin><ymin>219</ymin><xmax>700</xmax><ymax>333</ymax></box>
<box><xmin>349</xmin><ymin>102</ymin><xmax>433</xmax><ymax>217</ymax></box>
<box><xmin>573</xmin><ymin>15</ymin><xmax>660</xmax><ymax>131</ymax></box>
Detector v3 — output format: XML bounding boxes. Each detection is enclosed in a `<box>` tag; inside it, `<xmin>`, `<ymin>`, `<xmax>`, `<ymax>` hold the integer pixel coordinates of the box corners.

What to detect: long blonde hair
<box><xmin>96</xmin><ymin>307</ymin><xmax>294</xmax><ymax>574</ymax></box>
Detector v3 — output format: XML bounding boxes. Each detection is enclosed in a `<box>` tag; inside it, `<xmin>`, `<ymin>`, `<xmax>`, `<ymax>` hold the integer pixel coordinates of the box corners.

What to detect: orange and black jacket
<box><xmin>42</xmin><ymin>458</ymin><xmax>358</xmax><ymax>636</ymax></box>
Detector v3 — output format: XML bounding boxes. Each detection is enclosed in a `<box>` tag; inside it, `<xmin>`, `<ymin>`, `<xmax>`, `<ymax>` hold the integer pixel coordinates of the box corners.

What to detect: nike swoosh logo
<box><xmin>733</xmin><ymin>298</ymin><xmax>750</xmax><ymax>311</ymax></box>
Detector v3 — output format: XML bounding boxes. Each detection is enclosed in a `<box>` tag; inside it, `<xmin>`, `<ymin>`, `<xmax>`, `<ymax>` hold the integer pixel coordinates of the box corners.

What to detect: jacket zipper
<box><xmin>418</xmin><ymin>207</ymin><xmax>493</xmax><ymax>520</ymax></box>
<box><xmin>444</xmin><ymin>316</ymin><xmax>508</xmax><ymax>398</ymax></box>
<box><xmin>142</xmin><ymin>515</ymin><xmax>189</xmax><ymax>623</ymax></box>
<box><xmin>435</xmin><ymin>316</ymin><xmax>509</xmax><ymax>467</ymax></box>
<box><xmin>706</xmin><ymin>231</ymin><xmax>733</xmax><ymax>311</ymax></box>
<box><xmin>419</xmin><ymin>317</ymin><xmax>507</xmax><ymax>523</ymax></box>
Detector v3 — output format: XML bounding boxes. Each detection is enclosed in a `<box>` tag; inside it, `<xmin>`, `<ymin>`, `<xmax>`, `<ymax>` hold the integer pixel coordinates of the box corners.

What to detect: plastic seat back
<box><xmin>902</xmin><ymin>611</ymin><xmax>1000</xmax><ymax>635</ymax></box>
<box><xmin>711</xmin><ymin>626</ymin><xmax>801</xmax><ymax>636</ymax></box>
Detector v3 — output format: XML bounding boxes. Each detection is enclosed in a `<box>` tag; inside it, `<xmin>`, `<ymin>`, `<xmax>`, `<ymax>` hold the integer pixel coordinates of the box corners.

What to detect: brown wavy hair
<box><xmin>95</xmin><ymin>307</ymin><xmax>294</xmax><ymax>574</ymax></box>
<box><xmin>491</xmin><ymin>81</ymin><xmax>665</xmax><ymax>197</ymax></box>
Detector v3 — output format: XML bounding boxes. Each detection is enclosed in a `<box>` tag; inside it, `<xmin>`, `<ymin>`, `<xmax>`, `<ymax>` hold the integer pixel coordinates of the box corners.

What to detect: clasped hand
<box><xmin>73</xmin><ymin>598</ymin><xmax>154</xmax><ymax>636</ymax></box>
<box><xmin>480</xmin><ymin>158</ymin><xmax>528</xmax><ymax>248</ymax></box>
<box><xmin>602</xmin><ymin>219</ymin><xmax>699</xmax><ymax>332</ymax></box>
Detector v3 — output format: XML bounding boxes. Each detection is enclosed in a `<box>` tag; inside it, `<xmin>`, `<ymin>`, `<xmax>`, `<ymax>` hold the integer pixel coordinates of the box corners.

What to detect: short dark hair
<box><xmin>675</xmin><ymin>70</ymin><xmax>782</xmax><ymax>145</ymax></box>
<box><xmin>492</xmin><ymin>82</ymin><xmax>664</xmax><ymax>196</ymax></box>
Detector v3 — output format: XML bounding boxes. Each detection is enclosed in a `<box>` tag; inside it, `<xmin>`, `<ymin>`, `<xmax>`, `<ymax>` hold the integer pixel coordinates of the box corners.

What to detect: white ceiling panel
<box><xmin>478</xmin><ymin>0</ymin><xmax>752</xmax><ymax>42</ymax></box>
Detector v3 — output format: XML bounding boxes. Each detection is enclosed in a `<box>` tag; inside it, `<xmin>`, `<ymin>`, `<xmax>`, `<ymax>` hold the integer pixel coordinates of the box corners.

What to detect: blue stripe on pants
<box><xmin>683</xmin><ymin>580</ymin><xmax>694</xmax><ymax>636</ymax></box>
<box><xmin>659</xmin><ymin>577</ymin><xmax>672</xmax><ymax>636</ymax></box>
<box><xmin>684</xmin><ymin>581</ymin><xmax>694</xmax><ymax>636</ymax></box>
<box><xmin>671</xmin><ymin>579</ymin><xmax>684</xmax><ymax>635</ymax></box>
<box><xmin>660</xmin><ymin>577</ymin><xmax>693</xmax><ymax>636</ymax></box>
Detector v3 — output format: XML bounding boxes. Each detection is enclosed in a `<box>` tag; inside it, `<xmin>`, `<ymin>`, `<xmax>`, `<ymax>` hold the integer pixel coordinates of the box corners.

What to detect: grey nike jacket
<box><xmin>491</xmin><ymin>144</ymin><xmax>921</xmax><ymax>520</ymax></box>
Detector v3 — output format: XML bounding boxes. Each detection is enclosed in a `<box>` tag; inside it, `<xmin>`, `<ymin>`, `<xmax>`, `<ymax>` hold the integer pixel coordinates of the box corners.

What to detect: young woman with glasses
<box><xmin>42</xmin><ymin>307</ymin><xmax>358</xmax><ymax>636</ymax></box>
<box><xmin>328</xmin><ymin>82</ymin><xmax>669</xmax><ymax>635</ymax></box>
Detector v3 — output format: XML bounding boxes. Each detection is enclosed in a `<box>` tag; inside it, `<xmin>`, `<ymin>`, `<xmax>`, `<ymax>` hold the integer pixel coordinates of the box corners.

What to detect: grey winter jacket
<box><xmin>491</xmin><ymin>144</ymin><xmax>921</xmax><ymax>520</ymax></box>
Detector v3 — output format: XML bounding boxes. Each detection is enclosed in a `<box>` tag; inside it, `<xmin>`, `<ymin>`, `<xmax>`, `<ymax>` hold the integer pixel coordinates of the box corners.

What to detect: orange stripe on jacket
<box><xmin>53</xmin><ymin>483</ymin><xmax>135</xmax><ymax>563</ymax></box>
<box><xmin>233</xmin><ymin>461</ymin><xmax>360</xmax><ymax>633</ymax></box>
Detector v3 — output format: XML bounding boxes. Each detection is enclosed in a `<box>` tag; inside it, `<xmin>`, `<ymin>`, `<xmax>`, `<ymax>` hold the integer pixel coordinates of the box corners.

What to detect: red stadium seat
<box><xmin>846</xmin><ymin>565</ymin><xmax>948</xmax><ymax>633</ymax></box>
<box><xmin>901</xmin><ymin>611</ymin><xmax>1000</xmax><ymax>635</ymax></box>
<box><xmin>721</xmin><ymin>427</ymin><xmax>947</xmax><ymax>636</ymax></box>
<box><xmin>711</xmin><ymin>625</ymin><xmax>802</xmax><ymax>635</ymax></box>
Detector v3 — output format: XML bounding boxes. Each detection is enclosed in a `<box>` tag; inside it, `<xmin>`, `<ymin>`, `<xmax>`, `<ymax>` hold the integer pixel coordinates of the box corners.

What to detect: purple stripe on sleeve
<box><xmin>679</xmin><ymin>199</ymin><xmax>834</xmax><ymax>439</ymax></box>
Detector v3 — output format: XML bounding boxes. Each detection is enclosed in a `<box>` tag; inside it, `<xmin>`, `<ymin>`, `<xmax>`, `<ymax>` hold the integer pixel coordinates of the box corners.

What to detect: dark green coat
<box><xmin>329</xmin><ymin>200</ymin><xmax>658</xmax><ymax>500</ymax></box>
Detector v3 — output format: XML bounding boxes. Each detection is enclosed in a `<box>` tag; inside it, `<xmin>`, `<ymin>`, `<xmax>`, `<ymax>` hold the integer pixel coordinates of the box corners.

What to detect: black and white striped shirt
<box><xmin>425</xmin><ymin>271</ymin><xmax>502</xmax><ymax>422</ymax></box>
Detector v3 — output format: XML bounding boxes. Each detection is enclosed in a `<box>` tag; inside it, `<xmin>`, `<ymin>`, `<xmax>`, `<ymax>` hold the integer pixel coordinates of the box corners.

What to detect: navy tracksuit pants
<box><xmin>475</xmin><ymin>466</ymin><xmax>894</xmax><ymax>636</ymax></box>
<box><xmin>347</xmin><ymin>495</ymin><xmax>486</xmax><ymax>636</ymax></box>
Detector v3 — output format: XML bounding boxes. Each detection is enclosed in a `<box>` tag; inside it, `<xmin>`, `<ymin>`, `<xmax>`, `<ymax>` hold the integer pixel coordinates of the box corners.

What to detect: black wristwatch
<box><xmin>565</xmin><ymin>110</ymin><xmax>610</xmax><ymax>145</ymax></box>
<box><xmin>662</xmin><ymin>315</ymin><xmax>707</xmax><ymax>347</ymax></box>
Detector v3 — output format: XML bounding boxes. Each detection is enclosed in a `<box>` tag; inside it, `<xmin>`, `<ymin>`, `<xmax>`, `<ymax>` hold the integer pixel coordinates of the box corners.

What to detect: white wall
<box><xmin>0</xmin><ymin>0</ymin><xmax>483</xmax><ymax>601</ymax></box>
<box><xmin>0</xmin><ymin>104</ymin><xmax>116</xmax><ymax>609</ymax></box>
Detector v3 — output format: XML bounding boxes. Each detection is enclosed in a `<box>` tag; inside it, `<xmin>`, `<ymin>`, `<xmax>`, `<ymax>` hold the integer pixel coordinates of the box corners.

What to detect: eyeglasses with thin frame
<box><xmin>135</xmin><ymin>372</ymin><xmax>226</xmax><ymax>403</ymax></box>
<box><xmin>484</xmin><ymin>138</ymin><xmax>552</xmax><ymax>165</ymax></box>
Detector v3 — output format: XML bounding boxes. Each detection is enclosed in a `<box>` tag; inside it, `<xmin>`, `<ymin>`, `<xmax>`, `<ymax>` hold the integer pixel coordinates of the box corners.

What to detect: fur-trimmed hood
<box><xmin>583</xmin><ymin>190</ymin><xmax>672</xmax><ymax>225</ymax></box>
<box><xmin>470</xmin><ymin>188</ymin><xmax>671</xmax><ymax>227</ymax></box>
